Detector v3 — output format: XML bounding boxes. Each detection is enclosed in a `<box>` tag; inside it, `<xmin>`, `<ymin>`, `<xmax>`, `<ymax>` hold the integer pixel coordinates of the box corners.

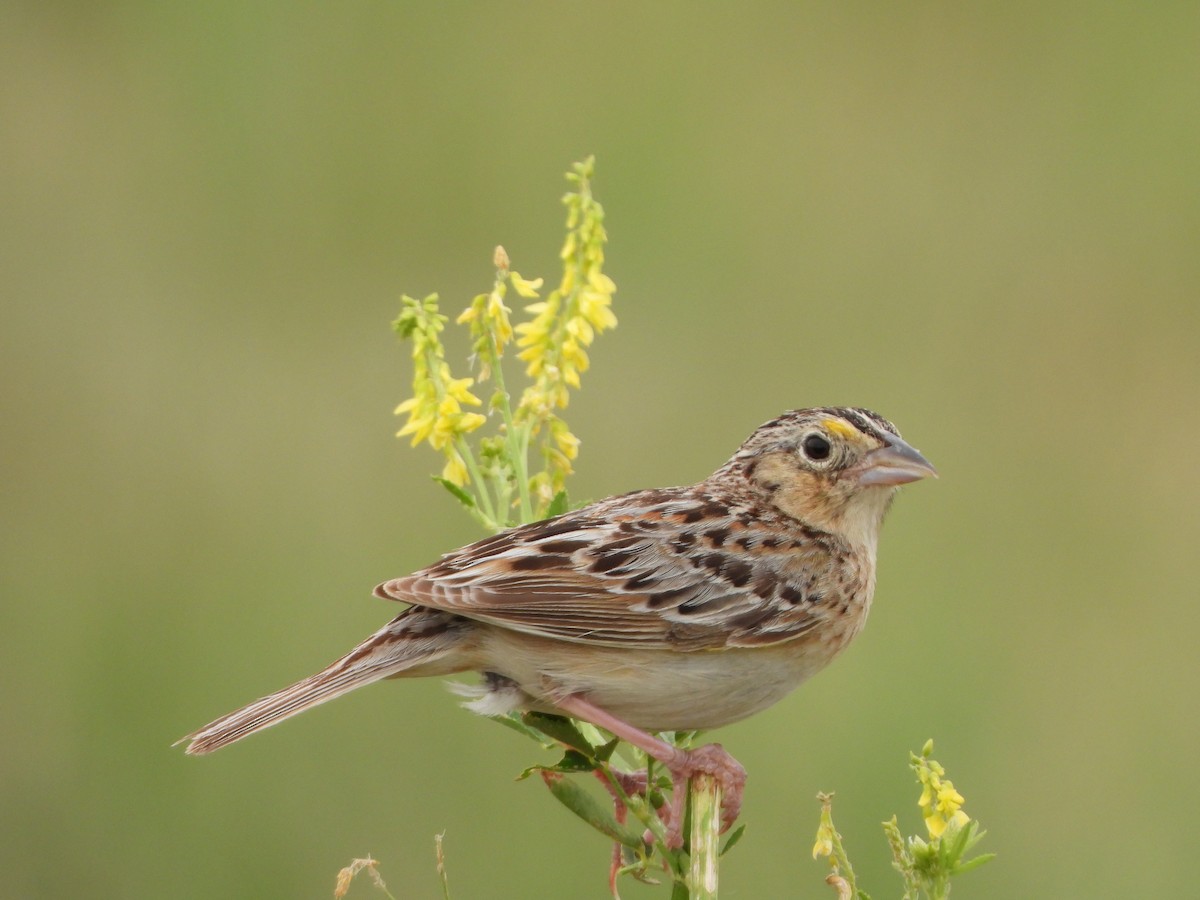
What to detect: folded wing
<box><xmin>375</xmin><ymin>488</ymin><xmax>848</xmax><ymax>651</ymax></box>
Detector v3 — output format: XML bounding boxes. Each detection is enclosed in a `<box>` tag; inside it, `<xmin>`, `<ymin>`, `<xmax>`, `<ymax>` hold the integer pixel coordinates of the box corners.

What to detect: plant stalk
<box><xmin>688</xmin><ymin>774</ymin><xmax>721</xmax><ymax>898</ymax></box>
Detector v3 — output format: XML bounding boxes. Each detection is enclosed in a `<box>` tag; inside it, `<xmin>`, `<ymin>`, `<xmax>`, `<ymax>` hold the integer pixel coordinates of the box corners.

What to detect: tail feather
<box><xmin>177</xmin><ymin>608</ymin><xmax>469</xmax><ymax>755</ymax></box>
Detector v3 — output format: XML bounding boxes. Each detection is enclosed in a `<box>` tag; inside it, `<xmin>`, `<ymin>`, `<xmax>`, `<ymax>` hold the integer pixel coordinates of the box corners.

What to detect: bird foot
<box><xmin>663</xmin><ymin>742</ymin><xmax>746</xmax><ymax>849</ymax></box>
<box><xmin>599</xmin><ymin>745</ymin><xmax>747</xmax><ymax>851</ymax></box>
<box><xmin>550</xmin><ymin>694</ymin><xmax>747</xmax><ymax>852</ymax></box>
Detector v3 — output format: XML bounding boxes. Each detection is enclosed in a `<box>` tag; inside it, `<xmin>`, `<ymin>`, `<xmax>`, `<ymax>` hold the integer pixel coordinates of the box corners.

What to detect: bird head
<box><xmin>722</xmin><ymin>406</ymin><xmax>937</xmax><ymax>547</ymax></box>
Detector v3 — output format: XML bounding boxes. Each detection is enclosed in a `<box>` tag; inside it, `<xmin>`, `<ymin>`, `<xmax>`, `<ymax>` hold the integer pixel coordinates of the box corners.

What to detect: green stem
<box><xmin>515</xmin><ymin>420</ymin><xmax>538</xmax><ymax>519</ymax></box>
<box><xmin>509</xmin><ymin>426</ymin><xmax>533</xmax><ymax>523</ymax></box>
<box><xmin>485</xmin><ymin>332</ymin><xmax>533</xmax><ymax>525</ymax></box>
<box><xmin>454</xmin><ymin>437</ymin><xmax>499</xmax><ymax>530</ymax></box>
<box><xmin>595</xmin><ymin>763</ymin><xmax>667</xmax><ymax>849</ymax></box>
<box><xmin>688</xmin><ymin>775</ymin><xmax>721</xmax><ymax>899</ymax></box>
<box><xmin>828</xmin><ymin>812</ymin><xmax>859</xmax><ymax>899</ymax></box>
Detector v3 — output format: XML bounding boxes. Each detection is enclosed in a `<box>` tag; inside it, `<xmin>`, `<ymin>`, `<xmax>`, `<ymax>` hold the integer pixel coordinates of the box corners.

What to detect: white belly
<box><xmin>474</xmin><ymin>628</ymin><xmax>839</xmax><ymax>731</ymax></box>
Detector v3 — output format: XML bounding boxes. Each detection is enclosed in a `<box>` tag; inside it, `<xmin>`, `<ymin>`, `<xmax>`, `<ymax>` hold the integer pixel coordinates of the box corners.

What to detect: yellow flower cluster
<box><xmin>393</xmin><ymin>294</ymin><xmax>486</xmax><ymax>486</ymax></box>
<box><xmin>913</xmin><ymin>741</ymin><xmax>970</xmax><ymax>839</ymax></box>
<box><xmin>515</xmin><ymin>160</ymin><xmax>617</xmax><ymax>411</ymax></box>
<box><xmin>513</xmin><ymin>158</ymin><xmax>616</xmax><ymax>502</ymax></box>
<box><xmin>456</xmin><ymin>246</ymin><xmax>542</xmax><ymax>383</ymax></box>
<box><xmin>391</xmin><ymin>160</ymin><xmax>618</xmax><ymax>527</ymax></box>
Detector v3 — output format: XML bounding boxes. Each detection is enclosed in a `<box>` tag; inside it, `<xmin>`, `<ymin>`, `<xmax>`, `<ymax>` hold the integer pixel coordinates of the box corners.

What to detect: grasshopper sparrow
<box><xmin>180</xmin><ymin>406</ymin><xmax>935</xmax><ymax>845</ymax></box>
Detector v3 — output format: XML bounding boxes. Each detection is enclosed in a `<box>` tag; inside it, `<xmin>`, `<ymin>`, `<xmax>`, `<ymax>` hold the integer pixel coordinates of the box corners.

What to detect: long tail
<box><xmin>177</xmin><ymin>607</ymin><xmax>470</xmax><ymax>755</ymax></box>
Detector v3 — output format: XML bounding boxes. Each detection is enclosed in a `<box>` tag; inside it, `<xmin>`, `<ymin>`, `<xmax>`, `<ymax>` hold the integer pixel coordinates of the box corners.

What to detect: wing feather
<box><xmin>375</xmin><ymin>487</ymin><xmax>858</xmax><ymax>651</ymax></box>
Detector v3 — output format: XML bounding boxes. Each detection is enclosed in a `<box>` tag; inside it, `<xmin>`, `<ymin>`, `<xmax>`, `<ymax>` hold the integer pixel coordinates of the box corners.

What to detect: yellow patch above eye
<box><xmin>821</xmin><ymin>418</ymin><xmax>859</xmax><ymax>440</ymax></box>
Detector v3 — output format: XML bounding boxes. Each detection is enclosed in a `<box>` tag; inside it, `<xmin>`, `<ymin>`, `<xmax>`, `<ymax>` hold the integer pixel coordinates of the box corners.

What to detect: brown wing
<box><xmin>374</xmin><ymin>487</ymin><xmax>856</xmax><ymax>651</ymax></box>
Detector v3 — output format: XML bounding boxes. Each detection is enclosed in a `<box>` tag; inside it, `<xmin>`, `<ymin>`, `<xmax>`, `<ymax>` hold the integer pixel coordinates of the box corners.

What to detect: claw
<box><xmin>662</xmin><ymin>743</ymin><xmax>746</xmax><ymax>848</ymax></box>
<box><xmin>553</xmin><ymin>694</ymin><xmax>748</xmax><ymax>852</ymax></box>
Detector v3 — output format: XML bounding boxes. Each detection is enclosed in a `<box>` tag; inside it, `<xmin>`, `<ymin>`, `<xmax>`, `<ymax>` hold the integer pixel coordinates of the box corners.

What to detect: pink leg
<box><xmin>555</xmin><ymin>693</ymin><xmax>746</xmax><ymax>849</ymax></box>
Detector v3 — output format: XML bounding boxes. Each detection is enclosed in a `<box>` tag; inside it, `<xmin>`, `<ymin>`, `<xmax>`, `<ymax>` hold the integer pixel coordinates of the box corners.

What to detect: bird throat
<box><xmin>750</xmin><ymin>452</ymin><xmax>890</xmax><ymax>549</ymax></box>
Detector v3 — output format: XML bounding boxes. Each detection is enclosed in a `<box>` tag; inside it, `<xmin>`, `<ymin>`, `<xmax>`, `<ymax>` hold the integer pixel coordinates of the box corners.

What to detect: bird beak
<box><xmin>855</xmin><ymin>433</ymin><xmax>938</xmax><ymax>487</ymax></box>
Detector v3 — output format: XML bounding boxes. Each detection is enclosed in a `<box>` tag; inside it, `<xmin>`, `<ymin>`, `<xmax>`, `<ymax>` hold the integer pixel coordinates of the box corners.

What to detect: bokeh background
<box><xmin>3</xmin><ymin>3</ymin><xmax>1198</xmax><ymax>897</ymax></box>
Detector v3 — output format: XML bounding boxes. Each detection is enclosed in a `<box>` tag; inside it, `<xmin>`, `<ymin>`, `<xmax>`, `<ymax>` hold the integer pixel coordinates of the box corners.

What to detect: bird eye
<box><xmin>802</xmin><ymin>433</ymin><xmax>832</xmax><ymax>461</ymax></box>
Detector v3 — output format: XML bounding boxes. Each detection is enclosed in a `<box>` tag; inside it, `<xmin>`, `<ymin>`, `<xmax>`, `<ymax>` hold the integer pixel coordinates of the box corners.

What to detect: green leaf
<box><xmin>623</xmin><ymin>864</ymin><xmax>661</xmax><ymax>887</ymax></box>
<box><xmin>594</xmin><ymin>736</ymin><xmax>621</xmax><ymax>763</ymax></box>
<box><xmin>719</xmin><ymin>824</ymin><xmax>746</xmax><ymax>856</ymax></box>
<box><xmin>546</xmin><ymin>489</ymin><xmax>570</xmax><ymax>518</ymax></box>
<box><xmin>433</xmin><ymin>477</ymin><xmax>476</xmax><ymax>509</ymax></box>
<box><xmin>554</xmin><ymin>749</ymin><xmax>598</xmax><ymax>773</ymax></box>
<box><xmin>942</xmin><ymin>818</ymin><xmax>973</xmax><ymax>865</ymax></box>
<box><xmin>515</xmin><ymin>750</ymin><xmax>596</xmax><ymax>780</ymax></box>
<box><xmin>522</xmin><ymin>712</ymin><xmax>597</xmax><ymax>755</ymax></box>
<box><xmin>961</xmin><ymin>824</ymin><xmax>988</xmax><ymax>854</ymax></box>
<box><xmin>539</xmin><ymin>770</ymin><xmax>644</xmax><ymax>849</ymax></box>
<box><xmin>490</xmin><ymin>711</ymin><xmax>553</xmax><ymax>746</ymax></box>
<box><xmin>953</xmin><ymin>851</ymin><xmax>997</xmax><ymax>874</ymax></box>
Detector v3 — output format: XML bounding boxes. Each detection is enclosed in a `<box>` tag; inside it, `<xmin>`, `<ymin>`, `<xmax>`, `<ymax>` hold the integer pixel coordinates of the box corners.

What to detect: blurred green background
<box><xmin>3</xmin><ymin>2</ymin><xmax>1198</xmax><ymax>897</ymax></box>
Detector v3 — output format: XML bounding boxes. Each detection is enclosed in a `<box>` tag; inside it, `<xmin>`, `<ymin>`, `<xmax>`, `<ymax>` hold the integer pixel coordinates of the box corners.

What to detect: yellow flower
<box><xmin>587</xmin><ymin>269</ymin><xmax>616</xmax><ymax>294</ymax></box>
<box><xmin>579</xmin><ymin>287</ymin><xmax>617</xmax><ymax>332</ymax></box>
<box><xmin>552</xmin><ymin>421</ymin><xmax>580</xmax><ymax>460</ymax></box>
<box><xmin>812</xmin><ymin>823</ymin><xmax>834</xmax><ymax>860</ymax></box>
<box><xmin>443</xmin><ymin>373</ymin><xmax>482</xmax><ymax>407</ymax></box>
<box><xmin>936</xmin><ymin>782</ymin><xmax>965</xmax><ymax>817</ymax></box>
<box><xmin>441</xmin><ymin>449</ymin><xmax>470</xmax><ymax>487</ymax></box>
<box><xmin>912</xmin><ymin>741</ymin><xmax>970</xmax><ymax>839</ymax></box>
<box><xmin>396</xmin><ymin>410</ymin><xmax>435</xmax><ymax>446</ymax></box>
<box><xmin>515</xmin><ymin>297</ymin><xmax>558</xmax><ymax>380</ymax></box>
<box><xmin>564</xmin><ymin>315</ymin><xmax>594</xmax><ymax>345</ymax></box>
<box><xmin>487</xmin><ymin>293</ymin><xmax>514</xmax><ymax>347</ymax></box>
<box><xmin>812</xmin><ymin>792</ymin><xmax>839</xmax><ymax>862</ymax></box>
<box><xmin>559</xmin><ymin>231</ymin><xmax>577</xmax><ymax>262</ymax></box>
<box><xmin>393</xmin><ymin>294</ymin><xmax>489</xmax><ymax>486</ymax></box>
<box><xmin>514</xmin><ymin>157</ymin><xmax>616</xmax><ymax>433</ymax></box>
<box><xmin>509</xmin><ymin>271</ymin><xmax>544</xmax><ymax>298</ymax></box>
<box><xmin>391</xmin><ymin>162</ymin><xmax>618</xmax><ymax>527</ymax></box>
